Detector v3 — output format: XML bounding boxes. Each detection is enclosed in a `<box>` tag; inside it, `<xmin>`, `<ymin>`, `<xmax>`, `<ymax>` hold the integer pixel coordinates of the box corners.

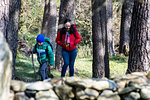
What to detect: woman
<box><xmin>56</xmin><ymin>19</ymin><xmax>81</xmax><ymax>77</ymax></box>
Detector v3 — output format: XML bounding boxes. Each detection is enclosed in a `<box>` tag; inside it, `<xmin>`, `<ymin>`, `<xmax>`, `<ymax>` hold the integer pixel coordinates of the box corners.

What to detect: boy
<box><xmin>31</xmin><ymin>34</ymin><xmax>54</xmax><ymax>81</ymax></box>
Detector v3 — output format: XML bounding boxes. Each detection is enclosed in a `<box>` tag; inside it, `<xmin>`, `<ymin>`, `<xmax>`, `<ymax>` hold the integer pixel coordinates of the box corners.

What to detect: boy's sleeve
<box><xmin>47</xmin><ymin>45</ymin><xmax>54</xmax><ymax>65</ymax></box>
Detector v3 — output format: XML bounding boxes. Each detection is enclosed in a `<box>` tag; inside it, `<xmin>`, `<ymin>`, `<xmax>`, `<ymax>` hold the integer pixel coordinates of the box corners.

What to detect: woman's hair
<box><xmin>64</xmin><ymin>19</ymin><xmax>71</xmax><ymax>24</ymax></box>
<box><xmin>61</xmin><ymin>19</ymin><xmax>75</xmax><ymax>34</ymax></box>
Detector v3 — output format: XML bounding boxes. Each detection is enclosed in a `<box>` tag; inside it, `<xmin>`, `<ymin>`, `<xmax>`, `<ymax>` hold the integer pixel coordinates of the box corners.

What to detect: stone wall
<box><xmin>9</xmin><ymin>72</ymin><xmax>150</xmax><ymax>100</ymax></box>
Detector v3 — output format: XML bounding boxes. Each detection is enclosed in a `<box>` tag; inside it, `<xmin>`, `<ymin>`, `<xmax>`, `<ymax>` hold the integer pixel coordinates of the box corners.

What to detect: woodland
<box><xmin>0</xmin><ymin>0</ymin><xmax>150</xmax><ymax>81</ymax></box>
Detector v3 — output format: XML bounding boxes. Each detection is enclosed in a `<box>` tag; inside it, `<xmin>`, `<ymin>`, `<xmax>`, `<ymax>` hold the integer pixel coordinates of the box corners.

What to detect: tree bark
<box><xmin>0</xmin><ymin>0</ymin><xmax>9</xmax><ymax>36</ymax></box>
<box><xmin>127</xmin><ymin>0</ymin><xmax>150</xmax><ymax>73</ymax></box>
<box><xmin>55</xmin><ymin>0</ymin><xmax>76</xmax><ymax>70</ymax></box>
<box><xmin>92</xmin><ymin>0</ymin><xmax>107</xmax><ymax>78</ymax></box>
<box><xmin>0</xmin><ymin>1</ymin><xmax>12</xmax><ymax>99</ymax></box>
<box><xmin>41</xmin><ymin>0</ymin><xmax>57</xmax><ymax>53</ymax></box>
<box><xmin>6</xmin><ymin>0</ymin><xmax>21</xmax><ymax>79</ymax></box>
<box><xmin>106</xmin><ymin>0</ymin><xmax>115</xmax><ymax>56</ymax></box>
<box><xmin>119</xmin><ymin>0</ymin><xmax>134</xmax><ymax>55</ymax></box>
<box><xmin>101</xmin><ymin>0</ymin><xmax>110</xmax><ymax>78</ymax></box>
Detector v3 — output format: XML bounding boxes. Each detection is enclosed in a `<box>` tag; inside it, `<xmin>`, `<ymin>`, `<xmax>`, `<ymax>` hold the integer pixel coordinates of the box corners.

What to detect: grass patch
<box><xmin>15</xmin><ymin>52</ymin><xmax>41</xmax><ymax>82</ymax></box>
<box><xmin>15</xmin><ymin>52</ymin><xmax>128</xmax><ymax>82</ymax></box>
<box><xmin>74</xmin><ymin>55</ymin><xmax>128</xmax><ymax>78</ymax></box>
<box><xmin>109</xmin><ymin>55</ymin><xmax>128</xmax><ymax>77</ymax></box>
<box><xmin>74</xmin><ymin>58</ymin><xmax>92</xmax><ymax>78</ymax></box>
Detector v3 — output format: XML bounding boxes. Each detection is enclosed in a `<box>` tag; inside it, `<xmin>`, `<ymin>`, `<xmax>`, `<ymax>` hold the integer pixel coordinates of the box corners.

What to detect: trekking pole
<box><xmin>31</xmin><ymin>50</ymin><xmax>37</xmax><ymax>81</ymax></box>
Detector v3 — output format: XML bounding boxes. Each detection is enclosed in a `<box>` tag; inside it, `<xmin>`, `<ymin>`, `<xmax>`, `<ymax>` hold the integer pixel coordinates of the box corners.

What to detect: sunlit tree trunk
<box><xmin>127</xmin><ymin>0</ymin><xmax>150</xmax><ymax>73</ymax></box>
<box><xmin>106</xmin><ymin>0</ymin><xmax>115</xmax><ymax>56</ymax></box>
<box><xmin>55</xmin><ymin>0</ymin><xmax>76</xmax><ymax>70</ymax></box>
<box><xmin>0</xmin><ymin>0</ymin><xmax>21</xmax><ymax>79</ymax></box>
<box><xmin>0</xmin><ymin>0</ymin><xmax>9</xmax><ymax>37</ymax></box>
<box><xmin>41</xmin><ymin>0</ymin><xmax>57</xmax><ymax>53</ymax></box>
<box><xmin>6</xmin><ymin>0</ymin><xmax>21</xmax><ymax>79</ymax></box>
<box><xmin>92</xmin><ymin>0</ymin><xmax>108</xmax><ymax>78</ymax></box>
<box><xmin>119</xmin><ymin>0</ymin><xmax>134</xmax><ymax>56</ymax></box>
<box><xmin>103</xmin><ymin>0</ymin><xmax>110</xmax><ymax>78</ymax></box>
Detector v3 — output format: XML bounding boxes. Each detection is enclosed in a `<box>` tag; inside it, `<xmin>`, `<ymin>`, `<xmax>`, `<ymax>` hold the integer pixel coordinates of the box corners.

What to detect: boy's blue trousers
<box><xmin>39</xmin><ymin>62</ymin><xmax>48</xmax><ymax>81</ymax></box>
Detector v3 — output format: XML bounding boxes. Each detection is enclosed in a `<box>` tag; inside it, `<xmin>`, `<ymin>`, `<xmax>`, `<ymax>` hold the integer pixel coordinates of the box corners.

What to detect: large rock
<box><xmin>0</xmin><ymin>33</ymin><xmax>12</xmax><ymax>100</ymax></box>
<box><xmin>118</xmin><ymin>87</ymin><xmax>136</xmax><ymax>95</ymax></box>
<box><xmin>35</xmin><ymin>89</ymin><xmax>59</xmax><ymax>100</ymax></box>
<box><xmin>10</xmin><ymin>80</ymin><xmax>26</xmax><ymax>92</ymax></box>
<box><xmin>129</xmin><ymin>92</ymin><xmax>140</xmax><ymax>100</ymax></box>
<box><xmin>112</xmin><ymin>72</ymin><xmax>147</xmax><ymax>88</ymax></box>
<box><xmin>140</xmin><ymin>87</ymin><xmax>150</xmax><ymax>99</ymax></box>
<box><xmin>54</xmin><ymin>84</ymin><xmax>74</xmax><ymax>100</ymax></box>
<box><xmin>76</xmin><ymin>88</ymin><xmax>88</xmax><ymax>100</ymax></box>
<box><xmin>97</xmin><ymin>90</ymin><xmax>120</xmax><ymax>100</ymax></box>
<box><xmin>14</xmin><ymin>92</ymin><xmax>29</xmax><ymax>100</ymax></box>
<box><xmin>75</xmin><ymin>87</ymin><xmax>99</xmax><ymax>100</ymax></box>
<box><xmin>26</xmin><ymin>81</ymin><xmax>52</xmax><ymax>91</ymax></box>
<box><xmin>65</xmin><ymin>77</ymin><xmax>117</xmax><ymax>91</ymax></box>
<box><xmin>50</xmin><ymin>78</ymin><xmax>64</xmax><ymax>86</ymax></box>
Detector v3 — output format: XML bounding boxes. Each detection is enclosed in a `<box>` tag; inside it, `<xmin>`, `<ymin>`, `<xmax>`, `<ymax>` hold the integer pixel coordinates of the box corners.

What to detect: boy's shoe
<box><xmin>43</xmin><ymin>78</ymin><xmax>51</xmax><ymax>82</ymax></box>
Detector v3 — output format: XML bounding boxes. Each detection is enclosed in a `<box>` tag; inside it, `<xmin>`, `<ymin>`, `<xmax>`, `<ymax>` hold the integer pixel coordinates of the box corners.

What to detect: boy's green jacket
<box><xmin>33</xmin><ymin>42</ymin><xmax>54</xmax><ymax>65</ymax></box>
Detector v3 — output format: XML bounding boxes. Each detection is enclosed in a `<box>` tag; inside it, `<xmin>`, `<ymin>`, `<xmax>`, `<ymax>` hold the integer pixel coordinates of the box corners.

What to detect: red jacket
<box><xmin>56</xmin><ymin>25</ymin><xmax>81</xmax><ymax>51</ymax></box>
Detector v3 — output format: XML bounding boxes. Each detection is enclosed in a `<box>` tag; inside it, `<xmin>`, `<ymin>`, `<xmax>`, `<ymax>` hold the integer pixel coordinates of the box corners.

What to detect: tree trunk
<box><xmin>119</xmin><ymin>0</ymin><xmax>134</xmax><ymax>55</ymax></box>
<box><xmin>127</xmin><ymin>0</ymin><xmax>150</xmax><ymax>73</ymax></box>
<box><xmin>0</xmin><ymin>0</ymin><xmax>9</xmax><ymax>37</ymax></box>
<box><xmin>101</xmin><ymin>0</ymin><xmax>110</xmax><ymax>78</ymax></box>
<box><xmin>0</xmin><ymin>0</ymin><xmax>12</xmax><ymax>99</ymax></box>
<box><xmin>55</xmin><ymin>0</ymin><xmax>76</xmax><ymax>70</ymax></box>
<box><xmin>0</xmin><ymin>33</ymin><xmax>12</xmax><ymax>100</ymax></box>
<box><xmin>6</xmin><ymin>0</ymin><xmax>21</xmax><ymax>79</ymax></box>
<box><xmin>106</xmin><ymin>0</ymin><xmax>115</xmax><ymax>56</ymax></box>
<box><xmin>92</xmin><ymin>0</ymin><xmax>107</xmax><ymax>78</ymax></box>
<box><xmin>41</xmin><ymin>0</ymin><xmax>57</xmax><ymax>53</ymax></box>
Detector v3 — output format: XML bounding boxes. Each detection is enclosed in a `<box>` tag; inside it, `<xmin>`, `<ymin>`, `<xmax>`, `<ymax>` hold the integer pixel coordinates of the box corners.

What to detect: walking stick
<box><xmin>31</xmin><ymin>50</ymin><xmax>37</xmax><ymax>80</ymax></box>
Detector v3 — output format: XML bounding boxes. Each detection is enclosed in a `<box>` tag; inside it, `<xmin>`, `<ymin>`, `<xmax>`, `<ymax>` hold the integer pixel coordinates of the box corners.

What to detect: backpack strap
<box><xmin>59</xmin><ymin>29</ymin><xmax>62</xmax><ymax>41</ymax></box>
<box><xmin>44</xmin><ymin>37</ymin><xmax>53</xmax><ymax>51</ymax></box>
<box><xmin>49</xmin><ymin>43</ymin><xmax>53</xmax><ymax>51</ymax></box>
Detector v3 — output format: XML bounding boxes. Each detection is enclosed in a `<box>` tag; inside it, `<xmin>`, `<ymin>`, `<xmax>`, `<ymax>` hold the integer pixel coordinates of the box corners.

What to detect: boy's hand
<box><xmin>29</xmin><ymin>48</ymin><xmax>33</xmax><ymax>53</ymax></box>
<box><xmin>49</xmin><ymin>65</ymin><xmax>53</xmax><ymax>70</ymax></box>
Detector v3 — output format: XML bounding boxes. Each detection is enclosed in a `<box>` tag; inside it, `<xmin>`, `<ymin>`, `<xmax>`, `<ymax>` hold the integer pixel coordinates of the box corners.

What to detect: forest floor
<box><xmin>15</xmin><ymin>52</ymin><xmax>128</xmax><ymax>82</ymax></box>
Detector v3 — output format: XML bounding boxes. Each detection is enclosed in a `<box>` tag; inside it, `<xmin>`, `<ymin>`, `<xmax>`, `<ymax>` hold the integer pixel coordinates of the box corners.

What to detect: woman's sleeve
<box><xmin>74</xmin><ymin>25</ymin><xmax>82</xmax><ymax>45</ymax></box>
<box><xmin>56</xmin><ymin>30</ymin><xmax>63</xmax><ymax>46</ymax></box>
